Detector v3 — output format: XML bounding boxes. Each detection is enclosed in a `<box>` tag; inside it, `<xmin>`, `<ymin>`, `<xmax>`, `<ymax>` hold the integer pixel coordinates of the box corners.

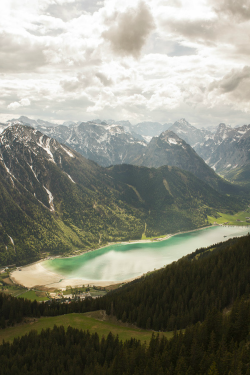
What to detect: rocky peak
<box><xmin>159</xmin><ymin>130</ymin><xmax>183</xmax><ymax>146</ymax></box>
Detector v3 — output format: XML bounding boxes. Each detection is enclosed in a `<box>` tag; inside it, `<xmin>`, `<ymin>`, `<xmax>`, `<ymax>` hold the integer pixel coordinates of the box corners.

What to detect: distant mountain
<box><xmin>8</xmin><ymin>116</ymin><xmax>58</xmax><ymax>128</ymax></box>
<box><xmin>0</xmin><ymin>125</ymin><xmax>242</xmax><ymax>265</ymax></box>
<box><xmin>131</xmin><ymin>130</ymin><xmax>243</xmax><ymax>195</ymax></box>
<box><xmin>168</xmin><ymin>118</ymin><xmax>211</xmax><ymax>147</ymax></box>
<box><xmin>35</xmin><ymin>121</ymin><xmax>147</xmax><ymax>167</ymax></box>
<box><xmin>195</xmin><ymin>123</ymin><xmax>250</xmax><ymax>185</ymax></box>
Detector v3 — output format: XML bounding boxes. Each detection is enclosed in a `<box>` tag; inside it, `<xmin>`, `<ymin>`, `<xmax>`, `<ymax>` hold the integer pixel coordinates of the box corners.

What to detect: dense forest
<box><xmin>1</xmin><ymin>235</ymin><xmax>250</xmax><ymax>374</ymax></box>
<box><xmin>1</xmin><ymin>297</ymin><xmax>250</xmax><ymax>374</ymax></box>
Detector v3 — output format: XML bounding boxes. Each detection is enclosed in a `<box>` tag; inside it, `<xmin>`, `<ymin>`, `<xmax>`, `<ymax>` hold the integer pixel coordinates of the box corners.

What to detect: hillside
<box><xmin>0</xmin><ymin>125</ymin><xmax>146</xmax><ymax>265</ymax></box>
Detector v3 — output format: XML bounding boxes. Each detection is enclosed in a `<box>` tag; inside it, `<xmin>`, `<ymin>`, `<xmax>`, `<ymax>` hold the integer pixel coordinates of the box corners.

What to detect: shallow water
<box><xmin>44</xmin><ymin>226</ymin><xmax>249</xmax><ymax>282</ymax></box>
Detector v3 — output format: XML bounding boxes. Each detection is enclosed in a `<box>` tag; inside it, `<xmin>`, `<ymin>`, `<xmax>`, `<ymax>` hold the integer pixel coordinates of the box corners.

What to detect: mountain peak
<box><xmin>160</xmin><ymin>130</ymin><xmax>183</xmax><ymax>145</ymax></box>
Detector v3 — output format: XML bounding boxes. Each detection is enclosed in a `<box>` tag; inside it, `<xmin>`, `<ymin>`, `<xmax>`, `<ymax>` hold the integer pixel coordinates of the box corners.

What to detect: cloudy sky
<box><xmin>1</xmin><ymin>0</ymin><xmax>250</xmax><ymax>127</ymax></box>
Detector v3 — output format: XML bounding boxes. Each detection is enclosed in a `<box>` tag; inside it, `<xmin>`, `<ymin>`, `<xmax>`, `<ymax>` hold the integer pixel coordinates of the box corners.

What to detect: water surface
<box><xmin>44</xmin><ymin>226</ymin><xmax>249</xmax><ymax>282</ymax></box>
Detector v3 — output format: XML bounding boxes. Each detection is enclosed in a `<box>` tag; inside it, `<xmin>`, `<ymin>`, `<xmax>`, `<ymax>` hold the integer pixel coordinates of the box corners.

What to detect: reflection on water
<box><xmin>44</xmin><ymin>226</ymin><xmax>249</xmax><ymax>282</ymax></box>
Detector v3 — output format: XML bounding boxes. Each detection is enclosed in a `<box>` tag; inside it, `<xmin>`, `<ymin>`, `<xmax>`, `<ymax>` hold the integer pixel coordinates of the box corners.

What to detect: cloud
<box><xmin>95</xmin><ymin>72</ymin><xmax>113</xmax><ymax>86</ymax></box>
<box><xmin>8</xmin><ymin>98</ymin><xmax>31</xmax><ymax>110</ymax></box>
<box><xmin>102</xmin><ymin>1</ymin><xmax>155</xmax><ymax>57</ymax></box>
<box><xmin>0</xmin><ymin>32</ymin><xmax>46</xmax><ymax>72</ymax></box>
<box><xmin>212</xmin><ymin>0</ymin><xmax>250</xmax><ymax>21</ymax></box>
<box><xmin>209</xmin><ymin>66</ymin><xmax>250</xmax><ymax>93</ymax></box>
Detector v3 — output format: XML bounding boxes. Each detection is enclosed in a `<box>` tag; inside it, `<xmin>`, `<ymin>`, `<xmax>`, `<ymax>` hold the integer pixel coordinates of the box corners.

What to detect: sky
<box><xmin>1</xmin><ymin>0</ymin><xmax>250</xmax><ymax>128</ymax></box>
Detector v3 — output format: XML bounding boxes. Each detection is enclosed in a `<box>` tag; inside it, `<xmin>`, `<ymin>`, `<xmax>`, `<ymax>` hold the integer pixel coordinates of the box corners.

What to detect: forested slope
<box><xmin>95</xmin><ymin>234</ymin><xmax>250</xmax><ymax>331</ymax></box>
<box><xmin>1</xmin><ymin>298</ymin><xmax>250</xmax><ymax>374</ymax></box>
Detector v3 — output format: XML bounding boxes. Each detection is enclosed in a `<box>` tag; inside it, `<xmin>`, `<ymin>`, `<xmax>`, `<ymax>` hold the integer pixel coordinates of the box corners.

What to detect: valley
<box><xmin>1</xmin><ymin>123</ymin><xmax>247</xmax><ymax>268</ymax></box>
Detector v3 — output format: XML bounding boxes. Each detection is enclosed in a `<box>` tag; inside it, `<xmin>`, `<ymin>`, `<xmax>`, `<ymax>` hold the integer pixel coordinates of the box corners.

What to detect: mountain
<box><xmin>195</xmin><ymin>123</ymin><xmax>250</xmax><ymax>185</ymax></box>
<box><xmin>0</xmin><ymin>124</ymin><xmax>147</xmax><ymax>265</ymax></box>
<box><xmin>163</xmin><ymin>119</ymin><xmax>250</xmax><ymax>186</ymax></box>
<box><xmin>8</xmin><ymin>116</ymin><xmax>58</xmax><ymax>128</ymax></box>
<box><xmin>0</xmin><ymin>125</ymin><xmax>242</xmax><ymax>266</ymax></box>
<box><xmin>35</xmin><ymin>121</ymin><xmax>147</xmax><ymax>167</ymax></box>
<box><xmin>0</xmin><ymin>123</ymin><xmax>8</xmax><ymax>134</ymax></box>
<box><xmin>168</xmin><ymin>118</ymin><xmax>211</xmax><ymax>147</ymax></box>
<box><xmin>131</xmin><ymin>130</ymin><xmax>243</xmax><ymax>195</ymax></box>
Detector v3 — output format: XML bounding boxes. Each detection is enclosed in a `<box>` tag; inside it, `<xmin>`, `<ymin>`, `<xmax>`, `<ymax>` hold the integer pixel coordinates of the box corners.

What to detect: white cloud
<box><xmin>0</xmin><ymin>0</ymin><xmax>250</xmax><ymax>127</ymax></box>
<box><xmin>8</xmin><ymin>98</ymin><xmax>31</xmax><ymax>110</ymax></box>
<box><xmin>7</xmin><ymin>102</ymin><xmax>21</xmax><ymax>110</ymax></box>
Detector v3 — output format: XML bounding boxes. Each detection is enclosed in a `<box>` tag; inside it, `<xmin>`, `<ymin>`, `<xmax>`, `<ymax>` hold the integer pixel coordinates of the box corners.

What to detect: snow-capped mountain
<box><xmin>168</xmin><ymin>118</ymin><xmax>211</xmax><ymax>147</ymax></box>
<box><xmin>8</xmin><ymin>116</ymin><xmax>59</xmax><ymax>128</ymax></box>
<box><xmin>195</xmin><ymin>123</ymin><xmax>250</xmax><ymax>176</ymax></box>
<box><xmin>35</xmin><ymin>121</ymin><xmax>147</xmax><ymax>167</ymax></box>
<box><xmin>131</xmin><ymin>130</ymin><xmax>240</xmax><ymax>194</ymax></box>
<box><xmin>0</xmin><ymin>124</ymin><xmax>149</xmax><ymax>265</ymax></box>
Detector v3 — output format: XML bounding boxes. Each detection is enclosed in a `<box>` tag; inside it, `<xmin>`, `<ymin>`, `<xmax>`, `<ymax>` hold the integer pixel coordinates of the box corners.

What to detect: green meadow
<box><xmin>0</xmin><ymin>312</ymin><xmax>172</xmax><ymax>344</ymax></box>
<box><xmin>207</xmin><ymin>210</ymin><xmax>250</xmax><ymax>226</ymax></box>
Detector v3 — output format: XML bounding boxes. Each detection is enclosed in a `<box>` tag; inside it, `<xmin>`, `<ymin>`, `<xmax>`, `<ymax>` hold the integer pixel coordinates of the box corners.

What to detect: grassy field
<box><xmin>17</xmin><ymin>290</ymin><xmax>49</xmax><ymax>301</ymax></box>
<box><xmin>0</xmin><ymin>312</ymin><xmax>173</xmax><ymax>344</ymax></box>
<box><xmin>207</xmin><ymin>210</ymin><xmax>250</xmax><ymax>226</ymax></box>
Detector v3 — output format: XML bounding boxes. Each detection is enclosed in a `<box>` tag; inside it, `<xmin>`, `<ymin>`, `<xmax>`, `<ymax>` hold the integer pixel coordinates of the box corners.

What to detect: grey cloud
<box><xmin>102</xmin><ymin>2</ymin><xmax>155</xmax><ymax>57</ymax></box>
<box><xmin>95</xmin><ymin>72</ymin><xmax>113</xmax><ymax>86</ymax></box>
<box><xmin>60</xmin><ymin>71</ymin><xmax>112</xmax><ymax>92</ymax></box>
<box><xmin>212</xmin><ymin>0</ymin><xmax>250</xmax><ymax>21</ymax></box>
<box><xmin>60</xmin><ymin>74</ymin><xmax>93</xmax><ymax>92</ymax></box>
<box><xmin>0</xmin><ymin>32</ymin><xmax>46</xmax><ymax>72</ymax></box>
<box><xmin>209</xmin><ymin>66</ymin><xmax>250</xmax><ymax>93</ymax></box>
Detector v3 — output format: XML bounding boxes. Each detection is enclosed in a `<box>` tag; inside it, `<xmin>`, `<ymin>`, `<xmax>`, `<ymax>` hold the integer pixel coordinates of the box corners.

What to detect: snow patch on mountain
<box><xmin>65</xmin><ymin>173</ymin><xmax>75</xmax><ymax>183</ymax></box>
<box><xmin>43</xmin><ymin>186</ymin><xmax>55</xmax><ymax>212</ymax></box>
<box><xmin>37</xmin><ymin>135</ymin><xmax>55</xmax><ymax>163</ymax></box>
<box><xmin>168</xmin><ymin>138</ymin><xmax>178</xmax><ymax>145</ymax></box>
<box><xmin>61</xmin><ymin>145</ymin><xmax>74</xmax><ymax>158</ymax></box>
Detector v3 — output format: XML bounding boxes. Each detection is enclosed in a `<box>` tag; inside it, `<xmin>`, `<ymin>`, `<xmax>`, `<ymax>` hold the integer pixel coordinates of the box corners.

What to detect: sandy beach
<box><xmin>11</xmin><ymin>261</ymin><xmax>122</xmax><ymax>289</ymax></box>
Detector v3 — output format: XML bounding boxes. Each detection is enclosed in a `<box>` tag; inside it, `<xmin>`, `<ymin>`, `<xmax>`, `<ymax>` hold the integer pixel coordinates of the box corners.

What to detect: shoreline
<box><xmin>10</xmin><ymin>224</ymin><xmax>249</xmax><ymax>290</ymax></box>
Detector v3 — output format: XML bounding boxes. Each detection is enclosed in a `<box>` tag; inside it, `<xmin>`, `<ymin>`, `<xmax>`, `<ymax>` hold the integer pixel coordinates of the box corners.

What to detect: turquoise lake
<box><xmin>44</xmin><ymin>226</ymin><xmax>249</xmax><ymax>282</ymax></box>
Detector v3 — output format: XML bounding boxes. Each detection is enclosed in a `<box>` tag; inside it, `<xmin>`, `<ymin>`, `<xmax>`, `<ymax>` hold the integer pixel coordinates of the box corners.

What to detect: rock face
<box><xmin>168</xmin><ymin>118</ymin><xmax>211</xmax><ymax>147</ymax></box>
<box><xmin>163</xmin><ymin>119</ymin><xmax>250</xmax><ymax>185</ymax></box>
<box><xmin>35</xmin><ymin>121</ymin><xmax>147</xmax><ymax>167</ymax></box>
<box><xmin>195</xmin><ymin>123</ymin><xmax>250</xmax><ymax>174</ymax></box>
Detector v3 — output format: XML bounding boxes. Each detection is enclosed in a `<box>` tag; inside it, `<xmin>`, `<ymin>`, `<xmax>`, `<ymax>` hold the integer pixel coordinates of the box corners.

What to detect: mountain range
<box><xmin>0</xmin><ymin>124</ymin><xmax>243</xmax><ymax>266</ymax></box>
<box><xmin>4</xmin><ymin>116</ymin><xmax>250</xmax><ymax>187</ymax></box>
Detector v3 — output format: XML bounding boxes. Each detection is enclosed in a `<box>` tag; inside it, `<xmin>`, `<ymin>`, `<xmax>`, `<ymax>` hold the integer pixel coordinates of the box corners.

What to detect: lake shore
<box><xmin>10</xmin><ymin>224</ymin><xmax>249</xmax><ymax>290</ymax></box>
